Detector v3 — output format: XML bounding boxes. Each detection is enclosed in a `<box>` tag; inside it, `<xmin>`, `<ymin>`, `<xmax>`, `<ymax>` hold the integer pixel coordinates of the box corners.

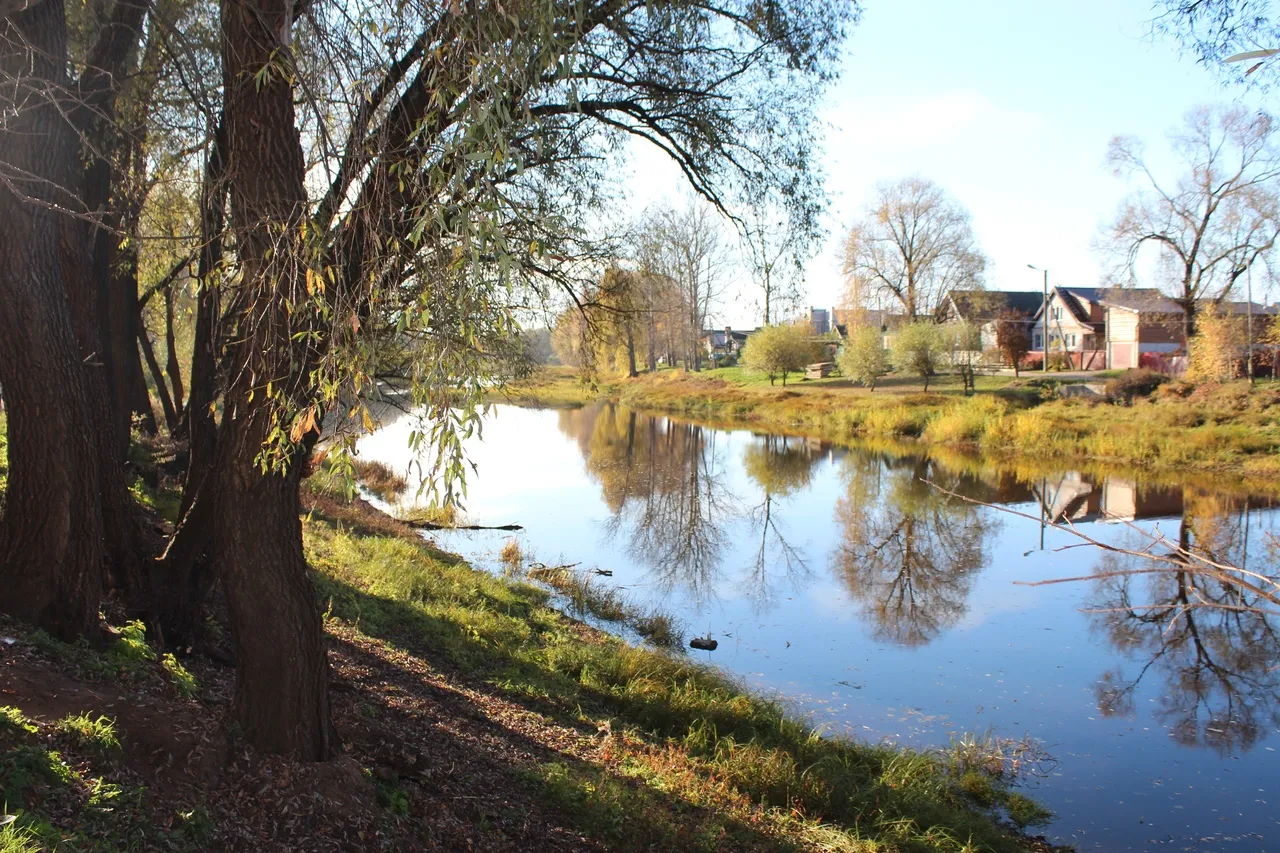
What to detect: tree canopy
<box><xmin>0</xmin><ymin>0</ymin><xmax>857</xmax><ymax>757</ymax></box>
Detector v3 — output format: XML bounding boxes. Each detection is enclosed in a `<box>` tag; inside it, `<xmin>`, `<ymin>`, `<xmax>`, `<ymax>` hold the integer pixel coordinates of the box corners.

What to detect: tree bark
<box><xmin>181</xmin><ymin>119</ymin><xmax>226</xmax><ymax>514</ymax></box>
<box><xmin>0</xmin><ymin>0</ymin><xmax>105</xmax><ymax>640</ymax></box>
<box><xmin>214</xmin><ymin>0</ymin><xmax>336</xmax><ymax>759</ymax></box>
<box><xmin>139</xmin><ymin>327</ymin><xmax>180</xmax><ymax>431</ymax></box>
<box><xmin>164</xmin><ymin>285</ymin><xmax>186</xmax><ymax>422</ymax></box>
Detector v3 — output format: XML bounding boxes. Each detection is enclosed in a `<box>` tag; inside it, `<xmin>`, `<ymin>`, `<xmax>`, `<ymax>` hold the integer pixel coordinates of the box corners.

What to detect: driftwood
<box><xmin>689</xmin><ymin>636</ymin><xmax>718</xmax><ymax>651</ymax></box>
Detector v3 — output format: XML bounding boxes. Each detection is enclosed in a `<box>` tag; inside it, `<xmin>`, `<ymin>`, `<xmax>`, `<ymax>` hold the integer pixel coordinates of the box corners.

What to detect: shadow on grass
<box><xmin>324</xmin><ymin>609</ymin><xmax>809</xmax><ymax>851</ymax></box>
<box><xmin>309</xmin><ymin>526</ymin><xmax>1047</xmax><ymax>852</ymax></box>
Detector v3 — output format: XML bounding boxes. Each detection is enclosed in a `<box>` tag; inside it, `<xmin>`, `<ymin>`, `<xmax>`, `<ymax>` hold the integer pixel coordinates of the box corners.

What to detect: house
<box><xmin>1031</xmin><ymin>287</ymin><xmax>1110</xmax><ymax>369</ymax></box>
<box><xmin>831</xmin><ymin>308</ymin><xmax>908</xmax><ymax>351</ymax></box>
<box><xmin>701</xmin><ymin>327</ymin><xmax>749</xmax><ymax>362</ymax></box>
<box><xmin>808</xmin><ymin>307</ymin><xmax>831</xmax><ymax>336</ymax></box>
<box><xmin>1099</xmin><ymin>295</ymin><xmax>1279</xmax><ymax>371</ymax></box>
<box><xmin>1095</xmin><ymin>290</ymin><xmax>1184</xmax><ymax>370</ymax></box>
<box><xmin>937</xmin><ymin>289</ymin><xmax>1044</xmax><ymax>350</ymax></box>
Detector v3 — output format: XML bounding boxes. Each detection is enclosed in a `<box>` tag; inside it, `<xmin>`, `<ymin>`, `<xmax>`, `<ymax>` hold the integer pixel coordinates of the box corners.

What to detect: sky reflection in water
<box><xmin>358</xmin><ymin>402</ymin><xmax>1280</xmax><ymax>851</ymax></box>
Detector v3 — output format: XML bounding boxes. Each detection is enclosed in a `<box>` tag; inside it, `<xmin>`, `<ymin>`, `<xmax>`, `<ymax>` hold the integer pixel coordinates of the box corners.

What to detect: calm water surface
<box><xmin>358</xmin><ymin>402</ymin><xmax>1280</xmax><ymax>851</ymax></box>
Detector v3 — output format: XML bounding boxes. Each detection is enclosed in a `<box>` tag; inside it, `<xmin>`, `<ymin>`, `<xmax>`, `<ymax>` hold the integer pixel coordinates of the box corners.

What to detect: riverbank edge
<box><xmin>303</xmin><ymin>471</ymin><xmax>1065</xmax><ymax>850</ymax></box>
<box><xmin>0</xmin><ymin>419</ymin><xmax>1064</xmax><ymax>852</ymax></box>
<box><xmin>490</xmin><ymin>369</ymin><xmax>1280</xmax><ymax>495</ymax></box>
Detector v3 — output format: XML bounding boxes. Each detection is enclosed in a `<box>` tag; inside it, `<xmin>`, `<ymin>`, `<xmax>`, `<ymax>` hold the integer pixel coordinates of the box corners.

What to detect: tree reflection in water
<box><xmin>1089</xmin><ymin>497</ymin><xmax>1280</xmax><ymax>756</ymax></box>
<box><xmin>832</xmin><ymin>456</ymin><xmax>996</xmax><ymax>646</ymax></box>
<box><xmin>740</xmin><ymin>435</ymin><xmax>815</xmax><ymax>611</ymax></box>
<box><xmin>568</xmin><ymin>405</ymin><xmax>734</xmax><ymax>605</ymax></box>
<box><xmin>559</xmin><ymin>404</ymin><xmax>824</xmax><ymax>609</ymax></box>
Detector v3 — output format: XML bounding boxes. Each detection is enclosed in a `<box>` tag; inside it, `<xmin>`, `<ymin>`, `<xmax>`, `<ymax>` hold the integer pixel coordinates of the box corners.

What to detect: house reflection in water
<box><xmin>1031</xmin><ymin>472</ymin><xmax>1183</xmax><ymax>525</ymax></box>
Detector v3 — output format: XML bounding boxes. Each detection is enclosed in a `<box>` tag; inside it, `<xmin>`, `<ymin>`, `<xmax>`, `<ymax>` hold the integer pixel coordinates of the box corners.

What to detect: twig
<box><xmin>924</xmin><ymin>479</ymin><xmax>1280</xmax><ymax>611</ymax></box>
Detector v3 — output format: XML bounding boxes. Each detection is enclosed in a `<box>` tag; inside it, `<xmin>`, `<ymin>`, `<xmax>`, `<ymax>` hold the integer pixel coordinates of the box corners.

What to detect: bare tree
<box><xmin>1106</xmin><ymin>105</ymin><xmax>1280</xmax><ymax>336</ymax></box>
<box><xmin>637</xmin><ymin>201</ymin><xmax>729</xmax><ymax>371</ymax></box>
<box><xmin>841</xmin><ymin>177</ymin><xmax>986</xmax><ymax>319</ymax></box>
<box><xmin>741</xmin><ymin>201</ymin><xmax>803</xmax><ymax>325</ymax></box>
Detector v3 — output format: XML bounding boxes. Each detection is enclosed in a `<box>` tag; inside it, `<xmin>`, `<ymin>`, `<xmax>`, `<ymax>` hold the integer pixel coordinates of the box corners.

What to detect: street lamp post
<box><xmin>1028</xmin><ymin>264</ymin><xmax>1048</xmax><ymax>374</ymax></box>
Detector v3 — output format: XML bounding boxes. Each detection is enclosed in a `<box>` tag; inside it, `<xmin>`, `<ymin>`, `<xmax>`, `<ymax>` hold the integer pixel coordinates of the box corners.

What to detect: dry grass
<box><xmin>505</xmin><ymin>368</ymin><xmax>1280</xmax><ymax>489</ymax></box>
<box><xmin>351</xmin><ymin>458</ymin><xmax>408</xmax><ymax>501</ymax></box>
<box><xmin>499</xmin><ymin>537</ymin><xmax>523</xmax><ymax>569</ymax></box>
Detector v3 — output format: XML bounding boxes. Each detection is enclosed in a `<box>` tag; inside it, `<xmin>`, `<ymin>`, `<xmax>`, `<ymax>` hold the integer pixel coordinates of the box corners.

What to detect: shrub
<box><xmin>1156</xmin><ymin>379</ymin><xmax>1194</xmax><ymax>400</ymax></box>
<box><xmin>352</xmin><ymin>459</ymin><xmax>408</xmax><ymax>501</ymax></box>
<box><xmin>1187</xmin><ymin>309</ymin><xmax>1247</xmax><ymax>383</ymax></box>
<box><xmin>499</xmin><ymin>538</ymin><xmax>523</xmax><ymax>570</ymax></box>
<box><xmin>836</xmin><ymin>325</ymin><xmax>886</xmax><ymax>390</ymax></box>
<box><xmin>0</xmin><ymin>707</ymin><xmax>37</xmax><ymax>738</ymax></box>
<box><xmin>741</xmin><ymin>323</ymin><xmax>816</xmax><ymax>386</ymax></box>
<box><xmin>995</xmin><ymin>310</ymin><xmax>1031</xmax><ymax>375</ymax></box>
<box><xmin>162</xmin><ymin>654</ymin><xmax>199</xmax><ymax>699</ymax></box>
<box><xmin>890</xmin><ymin>322</ymin><xmax>946</xmax><ymax>390</ymax></box>
<box><xmin>924</xmin><ymin>396</ymin><xmax>1007</xmax><ymax>445</ymax></box>
<box><xmin>1104</xmin><ymin>368</ymin><xmax>1168</xmax><ymax>404</ymax></box>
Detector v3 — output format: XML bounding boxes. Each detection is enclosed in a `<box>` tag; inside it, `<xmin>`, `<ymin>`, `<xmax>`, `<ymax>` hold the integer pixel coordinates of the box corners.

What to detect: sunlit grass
<box><xmin>504</xmin><ymin>368</ymin><xmax>1280</xmax><ymax>488</ymax></box>
<box><xmin>303</xmin><ymin>501</ymin><xmax>1049</xmax><ymax>852</ymax></box>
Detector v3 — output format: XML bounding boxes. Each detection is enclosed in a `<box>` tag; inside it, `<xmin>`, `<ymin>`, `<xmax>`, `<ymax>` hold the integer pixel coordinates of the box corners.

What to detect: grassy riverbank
<box><xmin>493</xmin><ymin>367</ymin><xmax>1280</xmax><ymax>490</ymax></box>
<box><xmin>0</xmin><ymin>438</ymin><xmax>1058</xmax><ymax>852</ymax></box>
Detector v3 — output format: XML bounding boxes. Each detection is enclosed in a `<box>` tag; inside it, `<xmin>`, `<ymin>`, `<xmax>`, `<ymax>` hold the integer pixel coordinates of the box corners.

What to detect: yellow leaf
<box><xmin>361</xmin><ymin>408</ymin><xmax>374</xmax><ymax>433</ymax></box>
<box><xmin>290</xmin><ymin>406</ymin><xmax>318</xmax><ymax>442</ymax></box>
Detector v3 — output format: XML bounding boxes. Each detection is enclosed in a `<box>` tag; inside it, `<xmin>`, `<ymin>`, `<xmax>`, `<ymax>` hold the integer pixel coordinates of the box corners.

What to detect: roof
<box><xmin>1217</xmin><ymin>301</ymin><xmax>1280</xmax><ymax>316</ymax></box>
<box><xmin>1096</xmin><ymin>289</ymin><xmax>1183</xmax><ymax>314</ymax></box>
<box><xmin>1056</xmin><ymin>287</ymin><xmax>1106</xmax><ymax>325</ymax></box>
<box><xmin>832</xmin><ymin>308</ymin><xmax>909</xmax><ymax>330</ymax></box>
<box><xmin>945</xmin><ymin>289</ymin><xmax>1044</xmax><ymax>321</ymax></box>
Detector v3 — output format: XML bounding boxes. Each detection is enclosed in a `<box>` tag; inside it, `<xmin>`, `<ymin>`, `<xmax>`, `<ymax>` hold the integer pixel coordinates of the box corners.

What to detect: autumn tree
<box><xmin>837</xmin><ymin>325</ymin><xmax>887</xmax><ymax>390</ymax></box>
<box><xmin>552</xmin><ymin>267</ymin><xmax>652</xmax><ymax>376</ymax></box>
<box><xmin>1</xmin><ymin>0</ymin><xmax>854</xmax><ymax>758</ymax></box>
<box><xmin>1187</xmin><ymin>308</ymin><xmax>1247</xmax><ymax>382</ymax></box>
<box><xmin>842</xmin><ymin>177</ymin><xmax>986</xmax><ymax>319</ymax></box>
<box><xmin>636</xmin><ymin>202</ymin><xmax>730</xmax><ymax>371</ymax></box>
<box><xmin>995</xmin><ymin>309</ymin><xmax>1032</xmax><ymax>376</ymax></box>
<box><xmin>742</xmin><ymin>323</ymin><xmax>816</xmax><ymax>386</ymax></box>
<box><xmin>891</xmin><ymin>322</ymin><xmax>946</xmax><ymax>391</ymax></box>
<box><xmin>1106</xmin><ymin>105</ymin><xmax>1280</xmax><ymax>337</ymax></box>
<box><xmin>741</xmin><ymin>200</ymin><xmax>805</xmax><ymax>325</ymax></box>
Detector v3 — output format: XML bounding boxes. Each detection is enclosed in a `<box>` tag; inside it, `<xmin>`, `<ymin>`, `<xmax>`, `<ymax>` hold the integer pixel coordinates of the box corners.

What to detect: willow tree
<box><xmin>167</xmin><ymin>0</ymin><xmax>857</xmax><ymax>756</ymax></box>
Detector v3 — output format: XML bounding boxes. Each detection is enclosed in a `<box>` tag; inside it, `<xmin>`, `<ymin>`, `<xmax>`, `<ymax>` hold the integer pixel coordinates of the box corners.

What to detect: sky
<box><xmin>622</xmin><ymin>0</ymin><xmax>1271</xmax><ymax>329</ymax></box>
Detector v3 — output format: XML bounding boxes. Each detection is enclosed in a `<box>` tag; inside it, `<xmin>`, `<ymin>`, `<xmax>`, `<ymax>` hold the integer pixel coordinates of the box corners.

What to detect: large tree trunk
<box><xmin>214</xmin><ymin>0</ymin><xmax>336</xmax><ymax>759</ymax></box>
<box><xmin>0</xmin><ymin>0</ymin><xmax>105</xmax><ymax>640</ymax></box>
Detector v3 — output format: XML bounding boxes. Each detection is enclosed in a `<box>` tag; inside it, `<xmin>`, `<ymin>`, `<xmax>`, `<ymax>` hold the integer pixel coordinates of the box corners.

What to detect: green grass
<box><xmin>28</xmin><ymin>621</ymin><xmax>200</xmax><ymax>701</ymax></box>
<box><xmin>305</xmin><ymin>505</ymin><xmax>1052</xmax><ymax>851</ymax></box>
<box><xmin>0</xmin><ymin>708</ymin><xmax>157</xmax><ymax>851</ymax></box>
<box><xmin>54</xmin><ymin>714</ymin><xmax>120</xmax><ymax>755</ymax></box>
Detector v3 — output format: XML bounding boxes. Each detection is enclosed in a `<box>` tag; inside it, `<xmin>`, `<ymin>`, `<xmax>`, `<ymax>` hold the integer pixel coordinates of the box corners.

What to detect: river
<box><xmin>357</xmin><ymin>401</ymin><xmax>1280</xmax><ymax>851</ymax></box>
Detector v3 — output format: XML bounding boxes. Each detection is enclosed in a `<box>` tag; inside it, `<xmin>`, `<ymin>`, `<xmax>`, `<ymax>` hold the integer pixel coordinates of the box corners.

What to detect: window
<box><xmin>1068</xmin><ymin>333</ymin><xmax>1077</xmax><ymax>348</ymax></box>
<box><xmin>1033</xmin><ymin>333</ymin><xmax>1042</xmax><ymax>350</ymax></box>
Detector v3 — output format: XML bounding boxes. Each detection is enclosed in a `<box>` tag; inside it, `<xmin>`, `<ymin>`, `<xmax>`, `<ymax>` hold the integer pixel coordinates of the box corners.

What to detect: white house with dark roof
<box><xmin>1031</xmin><ymin>287</ymin><xmax>1109</xmax><ymax>369</ymax></box>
